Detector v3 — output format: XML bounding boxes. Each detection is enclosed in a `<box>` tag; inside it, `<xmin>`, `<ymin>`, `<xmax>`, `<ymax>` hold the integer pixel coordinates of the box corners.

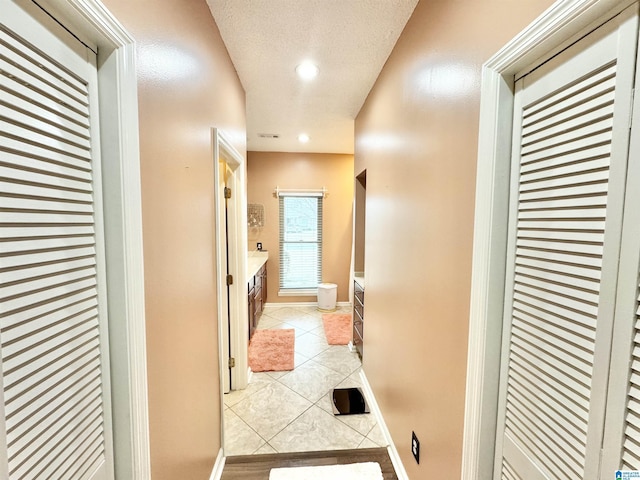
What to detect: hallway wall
<box><xmin>99</xmin><ymin>1</ymin><xmax>246</xmax><ymax>478</ymax></box>
<box><xmin>354</xmin><ymin>0</ymin><xmax>555</xmax><ymax>477</ymax></box>
<box><xmin>247</xmin><ymin>151</ymin><xmax>354</xmax><ymax>303</ymax></box>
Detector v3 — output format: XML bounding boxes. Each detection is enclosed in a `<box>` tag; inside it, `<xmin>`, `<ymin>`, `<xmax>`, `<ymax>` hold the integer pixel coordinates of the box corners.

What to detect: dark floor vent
<box><xmin>331</xmin><ymin>387</ymin><xmax>370</xmax><ymax>415</ymax></box>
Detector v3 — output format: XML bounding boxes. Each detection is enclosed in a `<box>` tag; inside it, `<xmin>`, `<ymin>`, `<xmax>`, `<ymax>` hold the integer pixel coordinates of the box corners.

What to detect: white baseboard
<box><xmin>264</xmin><ymin>301</ymin><xmax>352</xmax><ymax>308</ymax></box>
<box><xmin>359</xmin><ymin>370</ymin><xmax>409</xmax><ymax>480</ymax></box>
<box><xmin>208</xmin><ymin>448</ymin><xmax>225</xmax><ymax>480</ymax></box>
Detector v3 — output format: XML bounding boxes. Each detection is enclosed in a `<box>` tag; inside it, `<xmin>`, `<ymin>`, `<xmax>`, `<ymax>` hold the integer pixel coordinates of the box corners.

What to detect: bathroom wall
<box><xmin>247</xmin><ymin>151</ymin><xmax>354</xmax><ymax>304</ymax></box>
<box><xmin>354</xmin><ymin>0</ymin><xmax>556</xmax><ymax>477</ymax></box>
<box><xmin>98</xmin><ymin>0</ymin><xmax>246</xmax><ymax>478</ymax></box>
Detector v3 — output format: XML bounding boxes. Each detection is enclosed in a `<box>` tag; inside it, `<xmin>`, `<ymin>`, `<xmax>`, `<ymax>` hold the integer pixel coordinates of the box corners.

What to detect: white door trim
<box><xmin>26</xmin><ymin>1</ymin><xmax>151</xmax><ymax>478</ymax></box>
<box><xmin>213</xmin><ymin>128</ymin><xmax>249</xmax><ymax>453</ymax></box>
<box><xmin>214</xmin><ymin>129</ymin><xmax>249</xmax><ymax>393</ymax></box>
<box><xmin>462</xmin><ymin>0</ymin><xmax>636</xmax><ymax>478</ymax></box>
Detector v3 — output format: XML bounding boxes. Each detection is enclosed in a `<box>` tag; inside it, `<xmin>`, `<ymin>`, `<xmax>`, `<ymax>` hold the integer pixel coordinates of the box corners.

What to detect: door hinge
<box><xmin>229</xmin><ymin>357</ymin><xmax>235</xmax><ymax>368</ymax></box>
<box><xmin>224</xmin><ymin>187</ymin><xmax>232</xmax><ymax>199</ymax></box>
<box><xmin>226</xmin><ymin>274</ymin><xmax>233</xmax><ymax>286</ymax></box>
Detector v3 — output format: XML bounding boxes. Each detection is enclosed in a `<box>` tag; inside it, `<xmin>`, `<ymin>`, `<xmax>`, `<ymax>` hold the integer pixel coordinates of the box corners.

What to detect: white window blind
<box><xmin>278</xmin><ymin>193</ymin><xmax>323</xmax><ymax>292</ymax></box>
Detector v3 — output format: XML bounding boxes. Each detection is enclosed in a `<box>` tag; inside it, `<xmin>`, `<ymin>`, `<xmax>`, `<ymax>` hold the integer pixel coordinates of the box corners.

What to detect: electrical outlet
<box><xmin>411</xmin><ymin>431</ymin><xmax>420</xmax><ymax>464</ymax></box>
<box><xmin>257</xmin><ymin>242</ymin><xmax>262</xmax><ymax>251</ymax></box>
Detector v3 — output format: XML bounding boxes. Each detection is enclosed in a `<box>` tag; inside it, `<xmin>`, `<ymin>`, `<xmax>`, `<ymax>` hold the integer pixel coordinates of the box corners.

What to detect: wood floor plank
<box><xmin>220</xmin><ymin>447</ymin><xmax>398</xmax><ymax>479</ymax></box>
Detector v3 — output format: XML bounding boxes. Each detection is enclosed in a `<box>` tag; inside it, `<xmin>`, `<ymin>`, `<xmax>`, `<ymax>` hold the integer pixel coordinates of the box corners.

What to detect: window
<box><xmin>279</xmin><ymin>194</ymin><xmax>323</xmax><ymax>293</ymax></box>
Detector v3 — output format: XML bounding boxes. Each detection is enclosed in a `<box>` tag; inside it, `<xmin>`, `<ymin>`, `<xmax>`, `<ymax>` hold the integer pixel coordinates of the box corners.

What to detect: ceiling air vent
<box><xmin>258</xmin><ymin>133</ymin><xmax>280</xmax><ymax>139</ymax></box>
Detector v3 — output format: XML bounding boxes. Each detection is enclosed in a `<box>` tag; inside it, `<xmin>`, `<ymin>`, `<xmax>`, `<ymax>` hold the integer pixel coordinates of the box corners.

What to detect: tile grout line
<box><xmin>226</xmin><ymin>305</ymin><xmax>374</xmax><ymax>456</ymax></box>
<box><xmin>224</xmin><ymin>407</ymin><xmax>272</xmax><ymax>455</ymax></box>
<box><xmin>255</xmin><ymin>362</ymin><xmax>353</xmax><ymax>449</ymax></box>
<box><xmin>311</xmin><ymin>391</ymin><xmax>374</xmax><ymax>445</ymax></box>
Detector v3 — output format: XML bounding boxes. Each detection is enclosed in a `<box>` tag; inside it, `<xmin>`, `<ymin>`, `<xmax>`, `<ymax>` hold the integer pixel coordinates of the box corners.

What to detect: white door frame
<box><xmin>462</xmin><ymin>0</ymin><xmax>637</xmax><ymax>478</ymax></box>
<box><xmin>213</xmin><ymin>129</ymin><xmax>249</xmax><ymax>401</ymax></box>
<box><xmin>22</xmin><ymin>1</ymin><xmax>151</xmax><ymax>478</ymax></box>
<box><xmin>216</xmin><ymin>148</ymin><xmax>232</xmax><ymax>395</ymax></box>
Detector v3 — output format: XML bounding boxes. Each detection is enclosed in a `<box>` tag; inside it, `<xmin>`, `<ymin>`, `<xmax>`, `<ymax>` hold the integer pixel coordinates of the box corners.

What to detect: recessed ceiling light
<box><xmin>295</xmin><ymin>61</ymin><xmax>319</xmax><ymax>80</ymax></box>
<box><xmin>298</xmin><ymin>133</ymin><xmax>310</xmax><ymax>143</ymax></box>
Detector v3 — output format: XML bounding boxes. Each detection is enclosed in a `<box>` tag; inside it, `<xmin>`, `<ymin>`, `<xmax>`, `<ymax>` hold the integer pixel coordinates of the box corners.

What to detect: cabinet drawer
<box><xmin>353</xmin><ymin>331</ymin><xmax>363</xmax><ymax>349</ymax></box>
<box><xmin>353</xmin><ymin>319</ymin><xmax>364</xmax><ymax>339</ymax></box>
<box><xmin>354</xmin><ymin>285</ymin><xmax>364</xmax><ymax>304</ymax></box>
<box><xmin>354</xmin><ymin>302</ymin><xmax>364</xmax><ymax>321</ymax></box>
<box><xmin>353</xmin><ymin>328</ymin><xmax>363</xmax><ymax>358</ymax></box>
<box><xmin>255</xmin><ymin>292</ymin><xmax>263</xmax><ymax>318</ymax></box>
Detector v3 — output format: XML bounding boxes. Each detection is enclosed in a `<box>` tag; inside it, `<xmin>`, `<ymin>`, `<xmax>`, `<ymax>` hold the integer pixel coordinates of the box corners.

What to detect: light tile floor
<box><xmin>223</xmin><ymin>305</ymin><xmax>386</xmax><ymax>456</ymax></box>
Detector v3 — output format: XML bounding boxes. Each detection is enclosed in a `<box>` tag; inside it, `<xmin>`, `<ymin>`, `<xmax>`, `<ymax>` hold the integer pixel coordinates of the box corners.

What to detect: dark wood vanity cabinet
<box><xmin>248</xmin><ymin>264</ymin><xmax>267</xmax><ymax>340</ymax></box>
<box><xmin>248</xmin><ymin>275</ymin><xmax>256</xmax><ymax>340</ymax></box>
<box><xmin>260</xmin><ymin>265</ymin><xmax>267</xmax><ymax>307</ymax></box>
<box><xmin>248</xmin><ymin>287</ymin><xmax>256</xmax><ymax>339</ymax></box>
<box><xmin>353</xmin><ymin>280</ymin><xmax>364</xmax><ymax>359</ymax></box>
<box><xmin>255</xmin><ymin>266</ymin><xmax>263</xmax><ymax>318</ymax></box>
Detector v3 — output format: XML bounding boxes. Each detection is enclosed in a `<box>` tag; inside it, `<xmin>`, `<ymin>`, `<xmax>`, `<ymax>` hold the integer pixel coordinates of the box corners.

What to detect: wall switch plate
<box><xmin>412</xmin><ymin>431</ymin><xmax>420</xmax><ymax>464</ymax></box>
<box><xmin>257</xmin><ymin>242</ymin><xmax>262</xmax><ymax>251</ymax></box>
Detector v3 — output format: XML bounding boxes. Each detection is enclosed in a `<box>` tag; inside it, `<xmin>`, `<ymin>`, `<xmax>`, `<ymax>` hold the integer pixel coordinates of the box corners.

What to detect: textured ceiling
<box><xmin>206</xmin><ymin>0</ymin><xmax>418</xmax><ymax>154</ymax></box>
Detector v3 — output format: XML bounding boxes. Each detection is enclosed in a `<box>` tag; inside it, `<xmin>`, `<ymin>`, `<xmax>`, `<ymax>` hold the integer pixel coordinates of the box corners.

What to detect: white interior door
<box><xmin>218</xmin><ymin>158</ymin><xmax>232</xmax><ymax>394</ymax></box>
<box><xmin>0</xmin><ymin>1</ymin><xmax>114</xmax><ymax>478</ymax></box>
<box><xmin>494</xmin><ymin>6</ymin><xmax>638</xmax><ymax>479</ymax></box>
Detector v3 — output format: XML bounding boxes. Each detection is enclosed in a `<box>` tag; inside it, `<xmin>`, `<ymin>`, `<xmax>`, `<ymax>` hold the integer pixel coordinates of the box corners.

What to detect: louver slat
<box><xmin>514</xmin><ymin>262</ymin><xmax>600</xmax><ymax>292</ymax></box>
<box><xmin>502</xmin><ymin>459</ymin><xmax>523</xmax><ymax>480</ymax></box>
<box><xmin>2</xmin><ymin>148</ymin><xmax>92</xmax><ymax>182</ymax></box>
<box><xmin>0</xmin><ymin>28</ymin><xmax>89</xmax><ymax>107</ymax></box>
<box><xmin>622</xmin><ymin>294</ymin><xmax>640</xmax><ymax>469</ymax></box>
<box><xmin>505</xmin><ymin>396</ymin><xmax>584</xmax><ymax>475</ymax></box>
<box><xmin>522</xmin><ymin>64</ymin><xmax>616</xmax><ymax>125</ymax></box>
<box><xmin>0</xmin><ymin>160</ymin><xmax>91</xmax><ymax>189</ymax></box>
<box><xmin>0</xmin><ymin>119</ymin><xmax>92</xmax><ymax>161</ymax></box>
<box><xmin>0</xmin><ymin>89</ymin><xmax>89</xmax><ymax>140</ymax></box>
<box><xmin>516</xmin><ymin>255</ymin><xmax>602</xmax><ymax>283</ymax></box>
<box><xmin>0</xmin><ymin>18</ymin><xmax>108</xmax><ymax>480</ymax></box>
<box><xmin>0</xmin><ymin>97</ymin><xmax>91</xmax><ymax>151</ymax></box>
<box><xmin>509</xmin><ymin>367</ymin><xmax>588</xmax><ymax>441</ymax></box>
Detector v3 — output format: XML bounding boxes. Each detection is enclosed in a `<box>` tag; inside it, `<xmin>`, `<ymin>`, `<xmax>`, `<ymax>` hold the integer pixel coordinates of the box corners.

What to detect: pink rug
<box><xmin>248</xmin><ymin>329</ymin><xmax>295</xmax><ymax>372</ymax></box>
<box><xmin>322</xmin><ymin>313</ymin><xmax>352</xmax><ymax>345</ymax></box>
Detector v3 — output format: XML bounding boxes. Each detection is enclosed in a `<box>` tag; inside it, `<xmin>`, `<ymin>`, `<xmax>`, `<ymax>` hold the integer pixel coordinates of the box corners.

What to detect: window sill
<box><xmin>278</xmin><ymin>289</ymin><xmax>318</xmax><ymax>297</ymax></box>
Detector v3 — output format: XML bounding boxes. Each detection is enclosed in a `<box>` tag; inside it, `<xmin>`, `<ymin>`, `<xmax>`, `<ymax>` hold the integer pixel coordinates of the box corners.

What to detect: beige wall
<box><xmin>355</xmin><ymin>0</ymin><xmax>555</xmax><ymax>477</ymax></box>
<box><xmin>99</xmin><ymin>1</ymin><xmax>245</xmax><ymax>478</ymax></box>
<box><xmin>247</xmin><ymin>152</ymin><xmax>354</xmax><ymax>303</ymax></box>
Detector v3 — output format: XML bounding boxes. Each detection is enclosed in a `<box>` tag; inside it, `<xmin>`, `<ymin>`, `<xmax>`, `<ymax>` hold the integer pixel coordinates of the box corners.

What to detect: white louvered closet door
<box><xmin>0</xmin><ymin>1</ymin><xmax>113</xmax><ymax>479</ymax></box>
<box><xmin>600</xmin><ymin>269</ymin><xmax>640</xmax><ymax>472</ymax></box>
<box><xmin>494</xmin><ymin>5</ymin><xmax>638</xmax><ymax>480</ymax></box>
<box><xmin>600</xmin><ymin>4</ymin><xmax>640</xmax><ymax>471</ymax></box>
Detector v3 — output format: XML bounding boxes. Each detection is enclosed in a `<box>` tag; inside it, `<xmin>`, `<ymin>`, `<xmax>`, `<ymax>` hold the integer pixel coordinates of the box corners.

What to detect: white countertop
<box><xmin>354</xmin><ymin>274</ymin><xmax>365</xmax><ymax>289</ymax></box>
<box><xmin>247</xmin><ymin>251</ymin><xmax>268</xmax><ymax>279</ymax></box>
